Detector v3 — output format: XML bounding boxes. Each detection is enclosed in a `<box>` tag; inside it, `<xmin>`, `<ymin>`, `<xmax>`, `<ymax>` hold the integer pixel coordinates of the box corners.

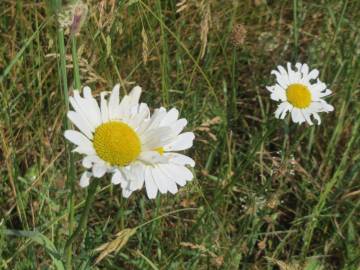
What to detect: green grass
<box><xmin>1</xmin><ymin>0</ymin><xmax>360</xmax><ymax>269</ymax></box>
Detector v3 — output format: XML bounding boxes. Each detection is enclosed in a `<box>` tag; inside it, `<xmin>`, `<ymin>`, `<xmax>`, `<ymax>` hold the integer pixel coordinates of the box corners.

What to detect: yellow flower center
<box><xmin>286</xmin><ymin>83</ymin><xmax>312</xmax><ymax>108</ymax></box>
<box><xmin>93</xmin><ymin>121</ymin><xmax>141</xmax><ymax>166</ymax></box>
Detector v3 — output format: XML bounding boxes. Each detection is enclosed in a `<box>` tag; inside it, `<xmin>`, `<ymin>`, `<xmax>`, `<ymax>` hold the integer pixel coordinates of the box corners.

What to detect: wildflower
<box><xmin>64</xmin><ymin>85</ymin><xmax>195</xmax><ymax>198</ymax></box>
<box><xmin>266</xmin><ymin>63</ymin><xmax>334</xmax><ymax>125</ymax></box>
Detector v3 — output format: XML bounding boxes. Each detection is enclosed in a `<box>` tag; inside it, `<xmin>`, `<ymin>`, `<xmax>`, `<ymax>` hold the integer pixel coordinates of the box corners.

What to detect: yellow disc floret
<box><xmin>93</xmin><ymin>121</ymin><xmax>141</xmax><ymax>166</ymax></box>
<box><xmin>286</xmin><ymin>83</ymin><xmax>312</xmax><ymax>108</ymax></box>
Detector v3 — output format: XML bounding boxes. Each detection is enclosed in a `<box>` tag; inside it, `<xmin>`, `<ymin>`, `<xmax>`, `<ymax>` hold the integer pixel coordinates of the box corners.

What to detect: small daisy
<box><xmin>266</xmin><ymin>62</ymin><xmax>334</xmax><ymax>125</ymax></box>
<box><xmin>64</xmin><ymin>85</ymin><xmax>195</xmax><ymax>199</ymax></box>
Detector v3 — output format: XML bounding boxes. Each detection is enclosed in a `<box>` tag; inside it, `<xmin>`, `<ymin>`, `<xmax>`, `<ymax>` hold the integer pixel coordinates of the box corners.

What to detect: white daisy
<box><xmin>266</xmin><ymin>62</ymin><xmax>334</xmax><ymax>125</ymax></box>
<box><xmin>64</xmin><ymin>84</ymin><xmax>195</xmax><ymax>199</ymax></box>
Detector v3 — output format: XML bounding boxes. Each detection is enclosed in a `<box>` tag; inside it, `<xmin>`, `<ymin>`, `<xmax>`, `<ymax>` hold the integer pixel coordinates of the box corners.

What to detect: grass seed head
<box><xmin>57</xmin><ymin>0</ymin><xmax>88</xmax><ymax>35</ymax></box>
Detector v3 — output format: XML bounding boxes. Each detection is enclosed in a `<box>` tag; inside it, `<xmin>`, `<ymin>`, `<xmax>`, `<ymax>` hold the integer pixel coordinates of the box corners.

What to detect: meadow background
<box><xmin>0</xmin><ymin>0</ymin><xmax>359</xmax><ymax>269</ymax></box>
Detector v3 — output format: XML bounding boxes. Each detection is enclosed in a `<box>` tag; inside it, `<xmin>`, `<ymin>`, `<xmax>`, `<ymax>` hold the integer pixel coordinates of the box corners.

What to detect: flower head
<box><xmin>64</xmin><ymin>85</ymin><xmax>195</xmax><ymax>199</ymax></box>
<box><xmin>266</xmin><ymin>63</ymin><xmax>334</xmax><ymax>125</ymax></box>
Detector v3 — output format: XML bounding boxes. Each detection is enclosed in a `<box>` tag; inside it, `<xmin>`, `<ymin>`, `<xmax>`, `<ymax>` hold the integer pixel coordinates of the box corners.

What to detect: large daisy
<box><xmin>64</xmin><ymin>85</ymin><xmax>195</xmax><ymax>198</ymax></box>
<box><xmin>266</xmin><ymin>62</ymin><xmax>334</xmax><ymax>125</ymax></box>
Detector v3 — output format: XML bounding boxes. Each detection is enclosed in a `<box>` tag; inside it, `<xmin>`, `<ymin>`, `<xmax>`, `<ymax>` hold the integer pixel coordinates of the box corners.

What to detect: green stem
<box><xmin>62</xmin><ymin>34</ymin><xmax>82</xmax><ymax>269</ymax></box>
<box><xmin>57</xmin><ymin>29</ymin><xmax>77</xmax><ymax>269</ymax></box>
<box><xmin>71</xmin><ymin>36</ymin><xmax>81</xmax><ymax>89</ymax></box>
<box><xmin>63</xmin><ymin>180</ymin><xmax>100</xmax><ymax>253</ymax></box>
<box><xmin>58</xmin><ymin>32</ymin><xmax>69</xmax><ymax>122</ymax></box>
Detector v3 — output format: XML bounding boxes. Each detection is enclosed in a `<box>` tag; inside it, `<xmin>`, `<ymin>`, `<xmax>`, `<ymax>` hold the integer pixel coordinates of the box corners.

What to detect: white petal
<box><xmin>319</xmin><ymin>102</ymin><xmax>334</xmax><ymax>112</ymax></box>
<box><xmin>64</xmin><ymin>130</ymin><xmax>96</xmax><ymax>155</ymax></box>
<box><xmin>266</xmin><ymin>85</ymin><xmax>276</xmax><ymax>93</ymax></box>
<box><xmin>69</xmin><ymin>93</ymin><xmax>96</xmax><ymax>131</ymax></box>
<box><xmin>119</xmin><ymin>168</ymin><xmax>131</xmax><ymax>189</ymax></box>
<box><xmin>277</xmin><ymin>65</ymin><xmax>289</xmax><ymax>83</ymax></box>
<box><xmin>313</xmin><ymin>112</ymin><xmax>321</xmax><ymax>125</ymax></box>
<box><xmin>142</xmin><ymin>107</ymin><xmax>167</xmax><ymax>132</ymax></box>
<box><xmin>129</xmin><ymin>103</ymin><xmax>150</xmax><ymax>129</ymax></box>
<box><xmin>108</xmin><ymin>84</ymin><xmax>120</xmax><ymax>119</ymax></box>
<box><xmin>73</xmin><ymin>146</ymin><xmax>96</xmax><ymax>155</ymax></box>
<box><xmin>291</xmin><ymin>108</ymin><xmax>305</xmax><ymax>124</ymax></box>
<box><xmin>82</xmin><ymin>87</ymin><xmax>102</xmax><ymax>127</ymax></box>
<box><xmin>141</xmin><ymin>126</ymin><xmax>175</xmax><ymax>150</ymax></box>
<box><xmin>310</xmin><ymin>101</ymin><xmax>334</xmax><ymax>113</ymax></box>
<box><xmin>117</xmin><ymin>86</ymin><xmax>142</xmax><ymax>120</ymax></box>
<box><xmin>310</xmin><ymin>80</ymin><xmax>331</xmax><ymax>101</ymax></box>
<box><xmin>100</xmin><ymin>92</ymin><xmax>110</xmax><ymax>123</ymax></box>
<box><xmin>92</xmin><ymin>164</ymin><xmax>107</xmax><ymax>178</ymax></box>
<box><xmin>150</xmin><ymin>167</ymin><xmax>168</xmax><ymax>194</ymax></box>
<box><xmin>117</xmin><ymin>95</ymin><xmax>131</xmax><ymax>119</ymax></box>
<box><xmin>82</xmin><ymin>155</ymin><xmax>102</xmax><ymax>169</ymax></box>
<box><xmin>164</xmin><ymin>132</ymin><xmax>195</xmax><ymax>151</ymax></box>
<box><xmin>270</xmin><ymin>85</ymin><xmax>287</xmax><ymax>101</ymax></box>
<box><xmin>271</xmin><ymin>67</ymin><xmax>289</xmax><ymax>89</ymax></box>
<box><xmin>274</xmin><ymin>102</ymin><xmax>292</xmax><ymax>119</ymax></box>
<box><xmin>170</xmin><ymin>119</ymin><xmax>188</xmax><ymax>136</ymax></box>
<box><xmin>311</xmin><ymin>80</ymin><xmax>327</xmax><ymax>93</ymax></box>
<box><xmin>307</xmin><ymin>69</ymin><xmax>319</xmax><ymax>80</ymax></box>
<box><xmin>138</xmin><ymin>151</ymin><xmax>168</xmax><ymax>164</ymax></box>
<box><xmin>129</xmin><ymin>163</ymin><xmax>145</xmax><ymax>191</ymax></box>
<box><xmin>318</xmin><ymin>89</ymin><xmax>332</xmax><ymax>98</ymax></box>
<box><xmin>112</xmin><ymin>170</ymin><xmax>125</xmax><ymax>185</ymax></box>
<box><xmin>153</xmin><ymin>166</ymin><xmax>178</xmax><ymax>194</ymax></box>
<box><xmin>302</xmin><ymin>109</ymin><xmax>313</xmax><ymax>125</ymax></box>
<box><xmin>167</xmin><ymin>178</ymin><xmax>178</xmax><ymax>194</ymax></box>
<box><xmin>295</xmin><ymin>62</ymin><xmax>302</xmax><ymax>72</ymax></box>
<box><xmin>164</xmin><ymin>153</ymin><xmax>195</xmax><ymax>167</ymax></box>
<box><xmin>80</xmin><ymin>171</ymin><xmax>92</xmax><ymax>187</ymax></box>
<box><xmin>288</xmin><ymin>62</ymin><xmax>302</xmax><ymax>82</ymax></box>
<box><xmin>160</xmin><ymin>108</ymin><xmax>179</xmax><ymax>126</ymax></box>
<box><xmin>128</xmin><ymin>86</ymin><xmax>142</xmax><ymax>108</ymax></box>
<box><xmin>64</xmin><ymin>130</ymin><xmax>93</xmax><ymax>148</ymax></box>
<box><xmin>160</xmin><ymin>164</ymin><xmax>193</xmax><ymax>186</ymax></box>
<box><xmin>144</xmin><ymin>167</ymin><xmax>158</xmax><ymax>199</ymax></box>
<box><xmin>67</xmin><ymin>111</ymin><xmax>93</xmax><ymax>139</ymax></box>
<box><xmin>300</xmin><ymin>63</ymin><xmax>309</xmax><ymax>78</ymax></box>
<box><xmin>122</xmin><ymin>188</ymin><xmax>133</xmax><ymax>198</ymax></box>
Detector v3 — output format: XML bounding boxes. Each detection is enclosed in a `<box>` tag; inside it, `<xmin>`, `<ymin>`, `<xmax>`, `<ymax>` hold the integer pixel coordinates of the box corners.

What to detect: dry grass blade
<box><xmin>176</xmin><ymin>0</ymin><xmax>188</xmax><ymax>13</ymax></box>
<box><xmin>142</xmin><ymin>27</ymin><xmax>149</xmax><ymax>64</ymax></box>
<box><xmin>94</xmin><ymin>228</ymin><xmax>137</xmax><ymax>264</ymax></box>
<box><xmin>199</xmin><ymin>1</ymin><xmax>211</xmax><ymax>59</ymax></box>
<box><xmin>265</xmin><ymin>257</ymin><xmax>301</xmax><ymax>270</ymax></box>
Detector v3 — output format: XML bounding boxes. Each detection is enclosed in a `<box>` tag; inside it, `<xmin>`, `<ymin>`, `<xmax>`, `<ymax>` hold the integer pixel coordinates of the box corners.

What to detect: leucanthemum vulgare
<box><xmin>266</xmin><ymin>62</ymin><xmax>334</xmax><ymax>125</ymax></box>
<box><xmin>64</xmin><ymin>85</ymin><xmax>195</xmax><ymax>198</ymax></box>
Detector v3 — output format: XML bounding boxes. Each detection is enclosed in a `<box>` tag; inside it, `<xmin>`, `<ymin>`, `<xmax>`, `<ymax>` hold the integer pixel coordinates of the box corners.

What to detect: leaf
<box><xmin>4</xmin><ymin>229</ymin><xmax>65</xmax><ymax>270</ymax></box>
<box><xmin>94</xmin><ymin>228</ymin><xmax>137</xmax><ymax>264</ymax></box>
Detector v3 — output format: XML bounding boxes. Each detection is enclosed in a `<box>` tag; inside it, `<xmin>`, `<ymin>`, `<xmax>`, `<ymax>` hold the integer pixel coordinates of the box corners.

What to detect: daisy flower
<box><xmin>64</xmin><ymin>85</ymin><xmax>195</xmax><ymax>199</ymax></box>
<box><xmin>266</xmin><ymin>62</ymin><xmax>334</xmax><ymax>125</ymax></box>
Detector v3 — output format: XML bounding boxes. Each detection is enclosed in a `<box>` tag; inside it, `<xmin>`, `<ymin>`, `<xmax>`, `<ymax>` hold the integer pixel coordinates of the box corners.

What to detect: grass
<box><xmin>0</xmin><ymin>0</ymin><xmax>359</xmax><ymax>269</ymax></box>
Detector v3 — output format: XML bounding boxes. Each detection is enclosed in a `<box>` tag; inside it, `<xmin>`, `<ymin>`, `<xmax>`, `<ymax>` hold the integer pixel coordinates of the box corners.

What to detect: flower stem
<box><xmin>62</xmin><ymin>33</ymin><xmax>82</xmax><ymax>269</ymax></box>
<box><xmin>71</xmin><ymin>35</ymin><xmax>81</xmax><ymax>90</ymax></box>
<box><xmin>57</xmin><ymin>27</ymin><xmax>77</xmax><ymax>269</ymax></box>
<box><xmin>63</xmin><ymin>179</ymin><xmax>99</xmax><ymax>255</ymax></box>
